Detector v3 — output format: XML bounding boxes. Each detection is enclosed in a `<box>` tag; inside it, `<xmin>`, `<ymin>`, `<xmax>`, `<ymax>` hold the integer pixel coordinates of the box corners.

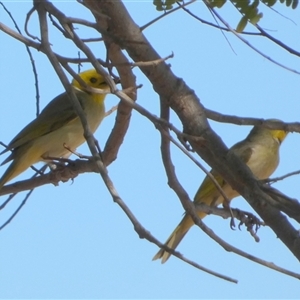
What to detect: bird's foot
<box><xmin>232</xmin><ymin>208</ymin><xmax>264</xmax><ymax>242</ymax></box>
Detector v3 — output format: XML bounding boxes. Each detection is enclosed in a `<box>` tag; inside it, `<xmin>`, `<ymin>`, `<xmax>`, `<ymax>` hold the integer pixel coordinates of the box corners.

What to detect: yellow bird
<box><xmin>0</xmin><ymin>69</ymin><xmax>110</xmax><ymax>189</ymax></box>
<box><xmin>153</xmin><ymin>123</ymin><xmax>288</xmax><ymax>263</ymax></box>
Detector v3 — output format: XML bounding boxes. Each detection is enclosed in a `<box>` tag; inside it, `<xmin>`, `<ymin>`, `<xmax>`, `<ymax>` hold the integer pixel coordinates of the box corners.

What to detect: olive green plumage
<box><xmin>0</xmin><ymin>69</ymin><xmax>109</xmax><ymax>188</ymax></box>
<box><xmin>153</xmin><ymin>124</ymin><xmax>288</xmax><ymax>263</ymax></box>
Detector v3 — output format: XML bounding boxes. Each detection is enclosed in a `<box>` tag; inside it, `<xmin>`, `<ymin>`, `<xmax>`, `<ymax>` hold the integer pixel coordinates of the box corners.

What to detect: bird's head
<box><xmin>250</xmin><ymin>119</ymin><xmax>288</xmax><ymax>145</ymax></box>
<box><xmin>265</xmin><ymin>119</ymin><xmax>288</xmax><ymax>144</ymax></box>
<box><xmin>72</xmin><ymin>69</ymin><xmax>110</xmax><ymax>92</ymax></box>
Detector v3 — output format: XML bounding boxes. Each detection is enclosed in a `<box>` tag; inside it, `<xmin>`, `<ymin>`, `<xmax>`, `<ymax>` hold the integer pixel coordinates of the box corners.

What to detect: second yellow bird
<box><xmin>0</xmin><ymin>69</ymin><xmax>110</xmax><ymax>189</ymax></box>
<box><xmin>153</xmin><ymin>123</ymin><xmax>287</xmax><ymax>263</ymax></box>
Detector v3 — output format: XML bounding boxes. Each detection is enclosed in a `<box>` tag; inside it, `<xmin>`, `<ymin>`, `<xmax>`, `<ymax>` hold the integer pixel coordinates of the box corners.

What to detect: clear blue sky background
<box><xmin>1</xmin><ymin>1</ymin><xmax>300</xmax><ymax>298</ymax></box>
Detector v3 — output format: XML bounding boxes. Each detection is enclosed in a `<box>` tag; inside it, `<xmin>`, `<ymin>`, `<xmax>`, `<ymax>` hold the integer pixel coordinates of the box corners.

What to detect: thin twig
<box><xmin>0</xmin><ymin>2</ymin><xmax>40</xmax><ymax>116</ymax></box>
<box><xmin>0</xmin><ymin>165</ymin><xmax>47</xmax><ymax>229</ymax></box>
<box><xmin>256</xmin><ymin>24</ymin><xmax>300</xmax><ymax>57</ymax></box>
<box><xmin>105</xmin><ymin>105</ymin><xmax>118</xmax><ymax>117</ymax></box>
<box><xmin>176</xmin><ymin>0</ymin><xmax>261</xmax><ymax>35</ymax></box>
<box><xmin>180</xmin><ymin>0</ymin><xmax>300</xmax><ymax>57</ymax></box>
<box><xmin>67</xmin><ymin>17</ymin><xmax>98</xmax><ymax>28</ymax></box>
<box><xmin>266</xmin><ymin>170</ymin><xmax>300</xmax><ymax>184</ymax></box>
<box><xmin>131</xmin><ymin>53</ymin><xmax>174</xmax><ymax>67</ymax></box>
<box><xmin>140</xmin><ymin>0</ymin><xmax>196</xmax><ymax>31</ymax></box>
<box><xmin>190</xmin><ymin>205</ymin><xmax>300</xmax><ymax>279</ymax></box>
<box><xmin>0</xmin><ymin>189</ymin><xmax>33</xmax><ymax>230</ymax></box>
<box><xmin>202</xmin><ymin>0</ymin><xmax>300</xmax><ymax>75</ymax></box>
<box><xmin>24</xmin><ymin>6</ymin><xmax>40</xmax><ymax>41</ymax></box>
<box><xmin>204</xmin><ymin>108</ymin><xmax>300</xmax><ymax>133</ymax></box>
<box><xmin>179</xmin><ymin>1</ymin><xmax>237</xmax><ymax>54</ymax></box>
<box><xmin>81</xmin><ymin>37</ymin><xmax>103</xmax><ymax>42</ymax></box>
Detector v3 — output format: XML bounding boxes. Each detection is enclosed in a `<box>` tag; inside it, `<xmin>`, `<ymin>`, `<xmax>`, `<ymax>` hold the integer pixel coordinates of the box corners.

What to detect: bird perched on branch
<box><xmin>153</xmin><ymin>123</ymin><xmax>288</xmax><ymax>263</ymax></box>
<box><xmin>0</xmin><ymin>69</ymin><xmax>110</xmax><ymax>189</ymax></box>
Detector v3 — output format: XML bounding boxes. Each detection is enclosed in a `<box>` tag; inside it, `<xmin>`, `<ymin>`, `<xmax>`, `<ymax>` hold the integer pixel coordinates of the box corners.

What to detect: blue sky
<box><xmin>1</xmin><ymin>1</ymin><xmax>300</xmax><ymax>298</ymax></box>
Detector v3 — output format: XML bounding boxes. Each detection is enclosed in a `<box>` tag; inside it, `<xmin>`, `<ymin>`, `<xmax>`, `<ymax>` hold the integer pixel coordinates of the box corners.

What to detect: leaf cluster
<box><xmin>213</xmin><ymin>0</ymin><xmax>298</xmax><ymax>32</ymax></box>
<box><xmin>153</xmin><ymin>0</ymin><xmax>183</xmax><ymax>11</ymax></box>
<box><xmin>153</xmin><ymin>0</ymin><xmax>298</xmax><ymax>32</ymax></box>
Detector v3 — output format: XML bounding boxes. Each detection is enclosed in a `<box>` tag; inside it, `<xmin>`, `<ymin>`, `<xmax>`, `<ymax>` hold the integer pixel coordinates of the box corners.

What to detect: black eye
<box><xmin>90</xmin><ymin>77</ymin><xmax>98</xmax><ymax>84</ymax></box>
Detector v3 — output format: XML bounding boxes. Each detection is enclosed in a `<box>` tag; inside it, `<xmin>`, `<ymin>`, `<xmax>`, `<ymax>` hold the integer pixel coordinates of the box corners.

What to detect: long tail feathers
<box><xmin>0</xmin><ymin>147</ymin><xmax>36</xmax><ymax>189</ymax></box>
<box><xmin>0</xmin><ymin>159</ymin><xmax>25</xmax><ymax>189</ymax></box>
<box><xmin>153</xmin><ymin>213</ymin><xmax>203</xmax><ymax>263</ymax></box>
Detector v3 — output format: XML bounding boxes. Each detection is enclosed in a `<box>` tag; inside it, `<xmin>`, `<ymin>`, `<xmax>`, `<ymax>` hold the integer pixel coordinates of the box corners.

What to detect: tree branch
<box><xmin>83</xmin><ymin>0</ymin><xmax>300</xmax><ymax>263</ymax></box>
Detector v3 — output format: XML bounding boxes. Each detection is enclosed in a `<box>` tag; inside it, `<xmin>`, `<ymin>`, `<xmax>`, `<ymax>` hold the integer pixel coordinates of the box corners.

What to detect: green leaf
<box><xmin>153</xmin><ymin>0</ymin><xmax>163</xmax><ymax>11</ymax></box>
<box><xmin>231</xmin><ymin>0</ymin><xmax>263</xmax><ymax>30</ymax></box>
<box><xmin>152</xmin><ymin>0</ymin><xmax>183</xmax><ymax>11</ymax></box>
<box><xmin>262</xmin><ymin>0</ymin><xmax>277</xmax><ymax>6</ymax></box>
<box><xmin>249</xmin><ymin>12</ymin><xmax>263</xmax><ymax>24</ymax></box>
<box><xmin>292</xmin><ymin>0</ymin><xmax>299</xmax><ymax>9</ymax></box>
<box><xmin>208</xmin><ymin>0</ymin><xmax>227</xmax><ymax>8</ymax></box>
<box><xmin>165</xmin><ymin>0</ymin><xmax>174</xmax><ymax>10</ymax></box>
<box><xmin>236</xmin><ymin>15</ymin><xmax>248</xmax><ymax>32</ymax></box>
